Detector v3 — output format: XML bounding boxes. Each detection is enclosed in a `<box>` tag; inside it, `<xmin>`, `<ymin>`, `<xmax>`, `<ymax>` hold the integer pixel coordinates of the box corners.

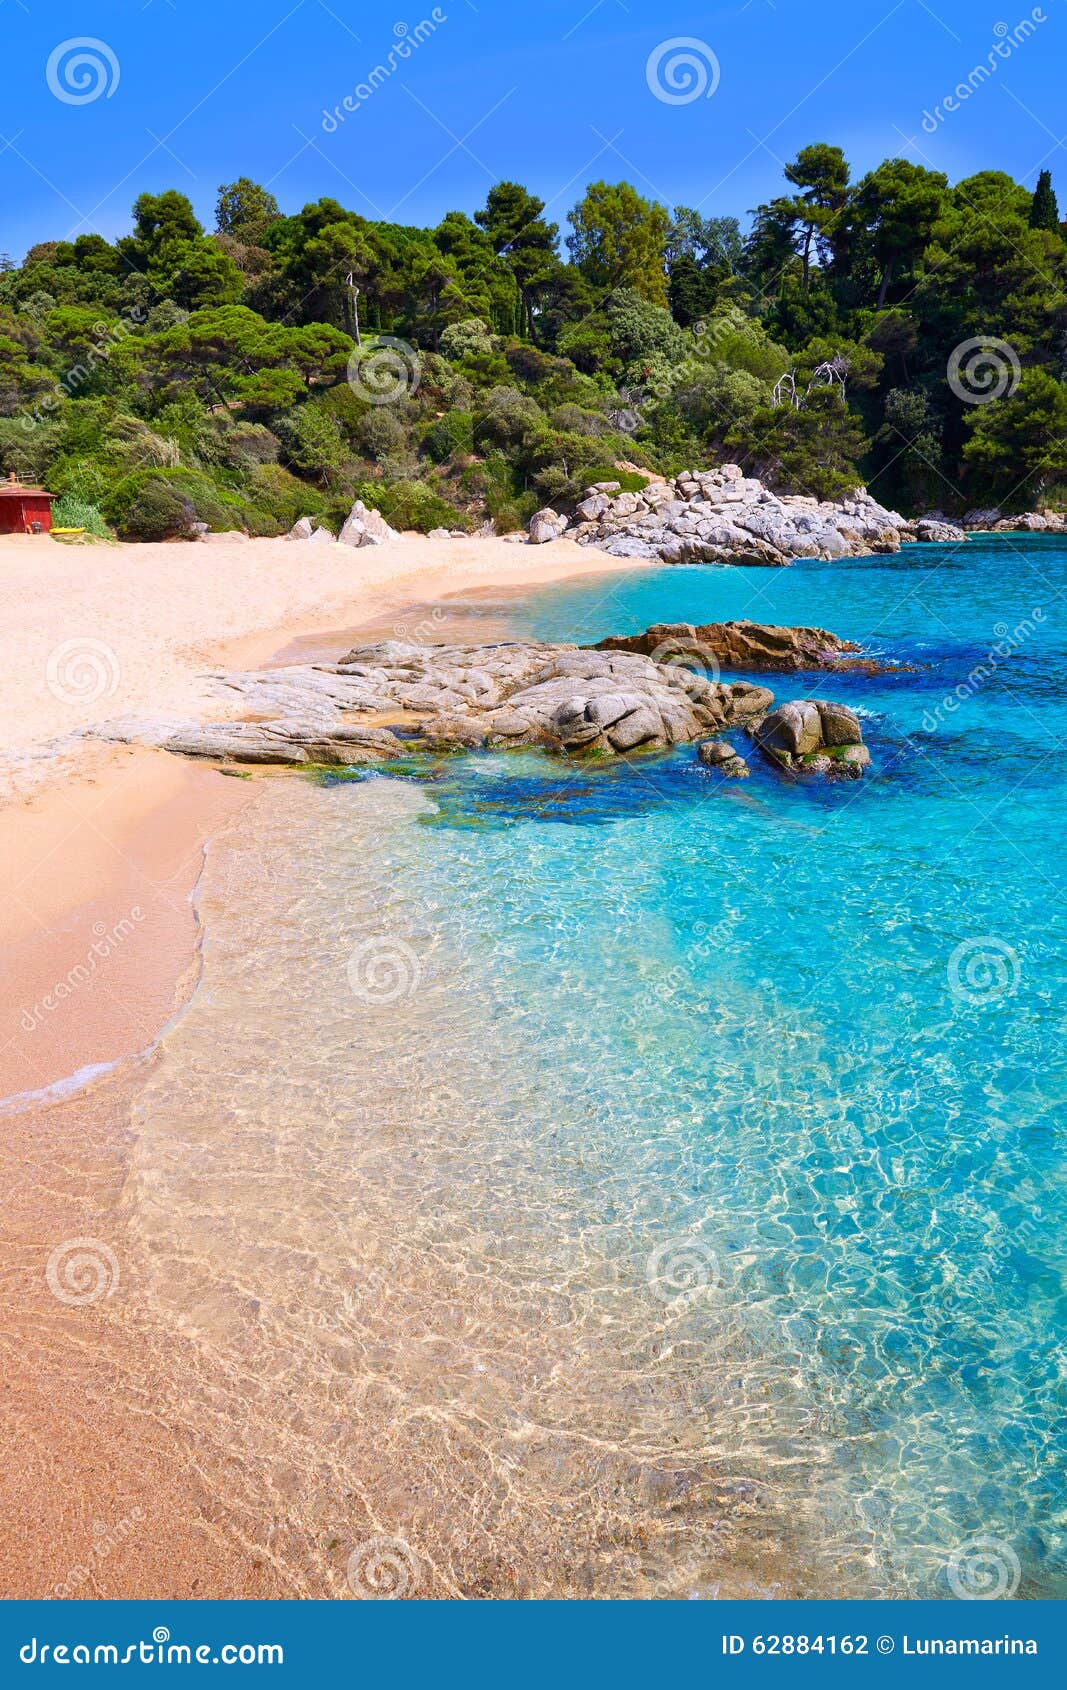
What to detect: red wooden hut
<box><xmin>0</xmin><ymin>474</ymin><xmax>56</xmax><ymax>534</ymax></box>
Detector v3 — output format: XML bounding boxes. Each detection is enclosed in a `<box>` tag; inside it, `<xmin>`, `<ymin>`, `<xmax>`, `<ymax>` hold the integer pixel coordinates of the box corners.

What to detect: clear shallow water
<box><xmin>129</xmin><ymin>537</ymin><xmax>1066</xmax><ymax>1597</ymax></box>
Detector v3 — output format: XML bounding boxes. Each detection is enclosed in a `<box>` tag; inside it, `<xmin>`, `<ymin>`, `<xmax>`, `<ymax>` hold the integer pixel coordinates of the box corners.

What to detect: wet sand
<box><xmin>0</xmin><ymin>534</ymin><xmax>655</xmax><ymax>1599</ymax></box>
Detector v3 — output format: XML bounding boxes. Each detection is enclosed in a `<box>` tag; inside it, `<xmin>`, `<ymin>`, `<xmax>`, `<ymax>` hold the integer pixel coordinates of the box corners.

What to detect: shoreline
<box><xmin>0</xmin><ymin>534</ymin><xmax>654</xmax><ymax>1599</ymax></box>
<box><xmin>0</xmin><ymin>534</ymin><xmax>642</xmax><ymax>1108</ymax></box>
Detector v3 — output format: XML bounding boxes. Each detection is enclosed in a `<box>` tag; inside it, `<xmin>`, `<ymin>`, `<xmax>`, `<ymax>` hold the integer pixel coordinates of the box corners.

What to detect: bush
<box><xmin>472</xmin><ymin>386</ymin><xmax>542</xmax><ymax>449</ymax></box>
<box><xmin>439</xmin><ymin>318</ymin><xmax>500</xmax><ymax>362</ymax></box>
<box><xmin>103</xmin><ymin>467</ymin><xmax>240</xmax><ymax>539</ymax></box>
<box><xmin>223</xmin><ymin>422</ymin><xmax>280</xmax><ymax>468</ymax></box>
<box><xmin>485</xmin><ymin>486</ymin><xmax>538</xmax><ymax>533</ymax></box>
<box><xmin>357</xmin><ymin>477</ymin><xmax>471</xmax><ymax>533</ymax></box>
<box><xmin>575</xmin><ymin>464</ymin><xmax>650</xmax><ymax>493</ymax></box>
<box><xmin>106</xmin><ymin>474</ymin><xmax>198</xmax><ymax>540</ymax></box>
<box><xmin>51</xmin><ymin>494</ymin><xmax>110</xmax><ymax>537</ymax></box>
<box><xmin>550</xmin><ymin>403</ymin><xmax>611</xmax><ymax>436</ymax></box>
<box><xmin>421</xmin><ymin>410</ymin><xmax>475</xmax><ymax>463</ymax></box>
<box><xmin>354</xmin><ymin>408</ymin><xmax>405</xmax><ymax>462</ymax></box>
<box><xmin>245</xmin><ymin>463</ymin><xmax>326</xmax><ymax>532</ymax></box>
<box><xmin>272</xmin><ymin>404</ymin><xmax>345</xmax><ymax>479</ymax></box>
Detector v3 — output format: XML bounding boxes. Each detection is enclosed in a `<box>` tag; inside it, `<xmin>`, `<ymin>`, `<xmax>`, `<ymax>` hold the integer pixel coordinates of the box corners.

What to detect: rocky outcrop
<box><xmin>287</xmin><ymin>516</ymin><xmax>335</xmax><ymax>544</ymax></box>
<box><xmin>528</xmin><ymin>508</ymin><xmax>569</xmax><ymax>545</ymax></box>
<box><xmin>594</xmin><ymin>618</ymin><xmax>871</xmax><ymax>673</ymax></box>
<box><xmin>913</xmin><ymin>517</ymin><xmax>967</xmax><ymax>544</ymax></box>
<box><xmin>752</xmin><ymin>699</ymin><xmax>869</xmax><ymax>779</ymax></box>
<box><xmin>697</xmin><ymin>739</ymin><xmax>750</xmax><ymax>778</ymax></box>
<box><xmin>530</xmin><ymin>462</ymin><xmax>953</xmax><ymax>567</ymax></box>
<box><xmin>962</xmin><ymin>507</ymin><xmax>1067</xmax><ymax>534</ymax></box>
<box><xmin>338</xmin><ymin>499</ymin><xmax>400</xmax><ymax>548</ymax></box>
<box><xmin>97</xmin><ymin>639</ymin><xmax>777</xmax><ymax>767</ymax></box>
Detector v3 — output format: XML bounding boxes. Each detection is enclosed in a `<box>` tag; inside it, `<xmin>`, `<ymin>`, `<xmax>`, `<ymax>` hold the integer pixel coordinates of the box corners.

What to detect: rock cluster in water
<box><xmin>529</xmin><ymin>464</ymin><xmax>967</xmax><ymax>565</ymax></box>
<box><xmin>100</xmin><ymin>640</ymin><xmax>774</xmax><ymax>765</ymax></box>
<box><xmin>754</xmin><ymin>699</ymin><xmax>870</xmax><ymax>777</ymax></box>
<box><xmin>593</xmin><ymin>618</ymin><xmax>871</xmax><ymax>673</ymax></box>
<box><xmin>96</xmin><ymin>622</ymin><xmax>871</xmax><ymax>781</ymax></box>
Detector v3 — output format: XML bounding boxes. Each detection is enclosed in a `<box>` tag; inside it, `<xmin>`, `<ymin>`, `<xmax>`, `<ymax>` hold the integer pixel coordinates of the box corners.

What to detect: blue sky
<box><xmin>1</xmin><ymin>0</ymin><xmax>1064</xmax><ymax>257</ymax></box>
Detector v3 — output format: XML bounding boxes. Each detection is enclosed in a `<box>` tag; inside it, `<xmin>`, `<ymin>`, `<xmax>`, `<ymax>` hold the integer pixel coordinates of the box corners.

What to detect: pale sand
<box><xmin>0</xmin><ymin>530</ymin><xmax>621</xmax><ymax>1100</ymax></box>
<box><xmin>0</xmin><ymin>531</ymin><xmax>652</xmax><ymax>1598</ymax></box>
<box><xmin>0</xmin><ymin>532</ymin><xmax>638</xmax><ymax>1103</ymax></box>
<box><xmin>0</xmin><ymin>745</ymin><xmax>253</xmax><ymax>1103</ymax></box>
<box><xmin>0</xmin><ymin>531</ymin><xmax>633</xmax><ymax>789</ymax></box>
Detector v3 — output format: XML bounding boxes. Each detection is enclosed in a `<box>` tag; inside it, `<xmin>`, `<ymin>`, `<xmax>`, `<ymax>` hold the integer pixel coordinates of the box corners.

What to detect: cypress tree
<box><xmin>1029</xmin><ymin>168</ymin><xmax>1060</xmax><ymax>231</ymax></box>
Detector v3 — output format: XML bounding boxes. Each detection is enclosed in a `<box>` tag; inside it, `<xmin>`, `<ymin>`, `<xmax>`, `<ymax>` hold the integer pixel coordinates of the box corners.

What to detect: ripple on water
<box><xmin>127</xmin><ymin>539</ymin><xmax>1067</xmax><ymax>1598</ymax></box>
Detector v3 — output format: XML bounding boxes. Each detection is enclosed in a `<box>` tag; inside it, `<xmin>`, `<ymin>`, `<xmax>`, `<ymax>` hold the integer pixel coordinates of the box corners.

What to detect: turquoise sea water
<box><xmin>411</xmin><ymin>536</ymin><xmax>1067</xmax><ymax>1593</ymax></box>
<box><xmin>131</xmin><ymin>536</ymin><xmax>1066</xmax><ymax>1597</ymax></box>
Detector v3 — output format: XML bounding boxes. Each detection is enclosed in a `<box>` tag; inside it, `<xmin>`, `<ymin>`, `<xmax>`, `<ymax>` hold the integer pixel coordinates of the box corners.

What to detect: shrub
<box><xmin>51</xmin><ymin>494</ymin><xmax>110</xmax><ymax>537</ymax></box>
<box><xmin>421</xmin><ymin>410</ymin><xmax>475</xmax><ymax>463</ymax></box>
<box><xmin>272</xmin><ymin>404</ymin><xmax>345</xmax><ymax>479</ymax></box>
<box><xmin>223</xmin><ymin>422</ymin><xmax>281</xmax><ymax>468</ymax></box>
<box><xmin>472</xmin><ymin>386</ymin><xmax>542</xmax><ymax>449</ymax></box>
<box><xmin>354</xmin><ymin>408</ymin><xmax>405</xmax><ymax>462</ymax></box>
<box><xmin>550</xmin><ymin>403</ymin><xmax>611</xmax><ymax>436</ymax></box>
<box><xmin>103</xmin><ymin>467</ymin><xmax>239</xmax><ymax>539</ymax></box>
<box><xmin>246</xmin><ymin>463</ymin><xmax>326</xmax><ymax>532</ymax></box>
<box><xmin>439</xmin><ymin>318</ymin><xmax>500</xmax><ymax>362</ymax></box>
<box><xmin>358</xmin><ymin>477</ymin><xmax>471</xmax><ymax>533</ymax></box>
<box><xmin>485</xmin><ymin>486</ymin><xmax>538</xmax><ymax>533</ymax></box>
<box><xmin>579</xmin><ymin>465</ymin><xmax>650</xmax><ymax>493</ymax></box>
<box><xmin>106</xmin><ymin>475</ymin><xmax>198</xmax><ymax>540</ymax></box>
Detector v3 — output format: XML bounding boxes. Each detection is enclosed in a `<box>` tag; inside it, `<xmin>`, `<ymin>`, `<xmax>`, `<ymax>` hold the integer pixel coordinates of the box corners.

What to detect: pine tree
<box><xmin>1029</xmin><ymin>169</ymin><xmax>1060</xmax><ymax>231</ymax></box>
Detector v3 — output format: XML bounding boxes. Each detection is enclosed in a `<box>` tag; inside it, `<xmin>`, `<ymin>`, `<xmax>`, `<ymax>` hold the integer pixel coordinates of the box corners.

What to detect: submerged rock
<box><xmin>697</xmin><ymin>739</ymin><xmax>750</xmax><ymax>778</ymax></box>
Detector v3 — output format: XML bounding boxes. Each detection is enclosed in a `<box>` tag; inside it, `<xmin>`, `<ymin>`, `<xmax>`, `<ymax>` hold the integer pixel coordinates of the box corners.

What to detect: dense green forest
<box><xmin>1</xmin><ymin>146</ymin><xmax>1065</xmax><ymax>539</ymax></box>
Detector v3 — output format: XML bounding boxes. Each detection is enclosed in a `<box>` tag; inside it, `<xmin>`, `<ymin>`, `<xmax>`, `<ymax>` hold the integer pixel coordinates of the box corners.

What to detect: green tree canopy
<box><xmin>566</xmin><ymin>182</ymin><xmax>670</xmax><ymax>305</ymax></box>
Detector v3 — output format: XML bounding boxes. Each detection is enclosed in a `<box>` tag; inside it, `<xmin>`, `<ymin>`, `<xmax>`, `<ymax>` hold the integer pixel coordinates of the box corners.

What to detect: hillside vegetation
<box><xmin>1</xmin><ymin>152</ymin><xmax>1065</xmax><ymax>539</ymax></box>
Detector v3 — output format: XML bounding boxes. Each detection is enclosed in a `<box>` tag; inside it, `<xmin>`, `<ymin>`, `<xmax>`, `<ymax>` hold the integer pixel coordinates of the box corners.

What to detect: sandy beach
<box><xmin>0</xmin><ymin>529</ymin><xmax>659</xmax><ymax>1600</ymax></box>
<box><xmin>0</xmin><ymin>531</ymin><xmax>637</xmax><ymax>1104</ymax></box>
